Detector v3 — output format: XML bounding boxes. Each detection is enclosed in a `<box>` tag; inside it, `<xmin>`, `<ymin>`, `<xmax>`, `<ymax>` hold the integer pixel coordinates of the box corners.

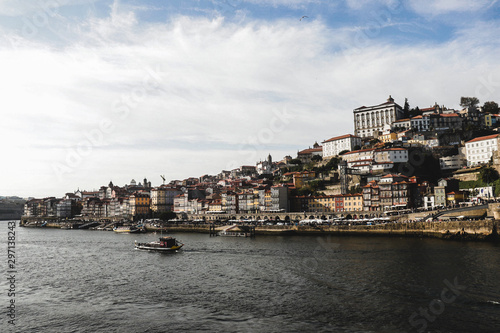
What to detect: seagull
<box><xmin>300</xmin><ymin>15</ymin><xmax>308</xmax><ymax>21</ymax></box>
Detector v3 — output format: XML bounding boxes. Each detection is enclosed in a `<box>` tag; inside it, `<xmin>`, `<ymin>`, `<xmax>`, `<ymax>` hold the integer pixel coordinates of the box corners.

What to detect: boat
<box><xmin>218</xmin><ymin>230</ymin><xmax>251</xmax><ymax>237</ymax></box>
<box><xmin>217</xmin><ymin>224</ymin><xmax>253</xmax><ymax>237</ymax></box>
<box><xmin>113</xmin><ymin>225</ymin><xmax>141</xmax><ymax>233</ymax></box>
<box><xmin>134</xmin><ymin>236</ymin><xmax>184</xmax><ymax>252</ymax></box>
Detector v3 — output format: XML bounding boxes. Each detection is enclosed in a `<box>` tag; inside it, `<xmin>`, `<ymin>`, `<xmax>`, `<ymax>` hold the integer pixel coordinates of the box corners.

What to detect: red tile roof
<box><xmin>298</xmin><ymin>147</ymin><xmax>323</xmax><ymax>154</ymax></box>
<box><xmin>322</xmin><ymin>134</ymin><xmax>360</xmax><ymax>143</ymax></box>
<box><xmin>466</xmin><ymin>134</ymin><xmax>500</xmax><ymax>143</ymax></box>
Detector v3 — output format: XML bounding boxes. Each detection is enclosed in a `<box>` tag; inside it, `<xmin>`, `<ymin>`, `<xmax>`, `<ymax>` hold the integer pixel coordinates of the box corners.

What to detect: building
<box><xmin>379</xmin><ymin>132</ymin><xmax>397</xmax><ymax>144</ymax></box>
<box><xmin>321</xmin><ymin>134</ymin><xmax>361</xmax><ymax>158</ymax></box>
<box><xmin>151</xmin><ymin>186</ymin><xmax>182</xmax><ymax>213</ymax></box>
<box><xmin>341</xmin><ymin>147</ymin><xmax>408</xmax><ymax>174</ymax></box>
<box><xmin>290</xmin><ymin>194</ymin><xmax>363</xmax><ymax>213</ymax></box>
<box><xmin>465</xmin><ymin>134</ymin><xmax>500</xmax><ymax>166</ymax></box>
<box><xmin>439</xmin><ymin>154</ymin><xmax>466</xmax><ymax>171</ymax></box>
<box><xmin>363</xmin><ymin>174</ymin><xmax>420</xmax><ymax>211</ymax></box>
<box><xmin>129</xmin><ymin>192</ymin><xmax>151</xmax><ymax>220</ymax></box>
<box><xmin>270</xmin><ymin>185</ymin><xmax>289</xmax><ymax>212</ymax></box>
<box><xmin>429</xmin><ymin>113</ymin><xmax>462</xmax><ymax>131</ymax></box>
<box><xmin>410</xmin><ymin>115</ymin><xmax>430</xmax><ymax>132</ymax></box>
<box><xmin>391</xmin><ymin>118</ymin><xmax>411</xmax><ymax>132</ymax></box>
<box><xmin>256</xmin><ymin>154</ymin><xmax>274</xmax><ymax>175</ymax></box>
<box><xmin>354</xmin><ymin>96</ymin><xmax>404</xmax><ymax>138</ymax></box>
<box><xmin>297</xmin><ymin>142</ymin><xmax>323</xmax><ymax>163</ymax></box>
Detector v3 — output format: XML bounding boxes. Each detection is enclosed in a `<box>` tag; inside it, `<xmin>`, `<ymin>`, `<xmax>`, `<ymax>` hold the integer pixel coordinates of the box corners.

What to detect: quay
<box><xmin>17</xmin><ymin>202</ymin><xmax>500</xmax><ymax>241</ymax></box>
<box><xmin>17</xmin><ymin>218</ymin><xmax>500</xmax><ymax>242</ymax></box>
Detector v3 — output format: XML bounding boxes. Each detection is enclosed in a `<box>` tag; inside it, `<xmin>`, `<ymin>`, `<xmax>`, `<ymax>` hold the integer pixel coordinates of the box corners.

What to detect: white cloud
<box><xmin>408</xmin><ymin>0</ymin><xmax>496</xmax><ymax>16</ymax></box>
<box><xmin>2</xmin><ymin>8</ymin><xmax>500</xmax><ymax>197</ymax></box>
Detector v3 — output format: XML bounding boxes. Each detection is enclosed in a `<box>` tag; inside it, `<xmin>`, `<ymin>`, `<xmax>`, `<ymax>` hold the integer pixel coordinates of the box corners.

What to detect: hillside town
<box><xmin>22</xmin><ymin>96</ymin><xmax>500</xmax><ymax>222</ymax></box>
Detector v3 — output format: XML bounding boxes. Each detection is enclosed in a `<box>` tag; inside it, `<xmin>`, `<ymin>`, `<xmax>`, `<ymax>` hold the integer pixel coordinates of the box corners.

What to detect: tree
<box><xmin>480</xmin><ymin>167</ymin><xmax>499</xmax><ymax>184</ymax></box>
<box><xmin>289</xmin><ymin>158</ymin><xmax>302</xmax><ymax>165</ymax></box>
<box><xmin>460</xmin><ymin>96</ymin><xmax>480</xmax><ymax>109</ymax></box>
<box><xmin>158</xmin><ymin>211</ymin><xmax>177</xmax><ymax>221</ymax></box>
<box><xmin>483</xmin><ymin>101</ymin><xmax>499</xmax><ymax>114</ymax></box>
<box><xmin>311</xmin><ymin>155</ymin><xmax>322</xmax><ymax>162</ymax></box>
<box><xmin>408</xmin><ymin>106</ymin><xmax>420</xmax><ymax>118</ymax></box>
<box><xmin>338</xmin><ymin>150</ymin><xmax>349</xmax><ymax>155</ymax></box>
<box><xmin>403</xmin><ymin>98</ymin><xmax>410</xmax><ymax>118</ymax></box>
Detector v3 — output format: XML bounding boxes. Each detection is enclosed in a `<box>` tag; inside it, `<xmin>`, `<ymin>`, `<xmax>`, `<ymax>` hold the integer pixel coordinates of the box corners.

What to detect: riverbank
<box><xmin>17</xmin><ymin>219</ymin><xmax>500</xmax><ymax>242</ymax></box>
<box><xmin>164</xmin><ymin>220</ymin><xmax>500</xmax><ymax>242</ymax></box>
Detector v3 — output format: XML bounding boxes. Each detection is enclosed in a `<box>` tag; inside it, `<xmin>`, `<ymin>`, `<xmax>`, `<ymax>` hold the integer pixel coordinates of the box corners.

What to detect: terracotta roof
<box><xmin>322</xmin><ymin>134</ymin><xmax>360</xmax><ymax>143</ymax></box>
<box><xmin>466</xmin><ymin>134</ymin><xmax>500</xmax><ymax>143</ymax></box>
<box><xmin>298</xmin><ymin>147</ymin><xmax>323</xmax><ymax>154</ymax></box>
<box><xmin>439</xmin><ymin>113</ymin><xmax>459</xmax><ymax>117</ymax></box>
<box><xmin>343</xmin><ymin>148</ymin><xmax>375</xmax><ymax>155</ymax></box>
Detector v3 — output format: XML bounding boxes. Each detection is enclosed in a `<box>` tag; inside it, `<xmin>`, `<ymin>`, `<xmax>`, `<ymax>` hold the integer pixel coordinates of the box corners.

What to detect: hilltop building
<box><xmin>322</xmin><ymin>134</ymin><xmax>361</xmax><ymax>158</ymax></box>
<box><xmin>465</xmin><ymin>134</ymin><xmax>500</xmax><ymax>166</ymax></box>
<box><xmin>353</xmin><ymin>96</ymin><xmax>404</xmax><ymax>138</ymax></box>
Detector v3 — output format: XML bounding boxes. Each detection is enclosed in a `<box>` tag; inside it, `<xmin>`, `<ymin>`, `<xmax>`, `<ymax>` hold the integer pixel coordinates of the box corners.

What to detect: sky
<box><xmin>1</xmin><ymin>0</ymin><xmax>500</xmax><ymax>198</ymax></box>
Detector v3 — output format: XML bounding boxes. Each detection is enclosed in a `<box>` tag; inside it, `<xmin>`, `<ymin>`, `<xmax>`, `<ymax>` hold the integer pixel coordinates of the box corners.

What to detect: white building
<box><xmin>322</xmin><ymin>134</ymin><xmax>361</xmax><ymax>158</ymax></box>
<box><xmin>354</xmin><ymin>96</ymin><xmax>404</xmax><ymax>138</ymax></box>
<box><xmin>439</xmin><ymin>154</ymin><xmax>466</xmax><ymax>171</ymax></box>
<box><xmin>391</xmin><ymin>118</ymin><xmax>411</xmax><ymax>131</ymax></box>
<box><xmin>342</xmin><ymin>148</ymin><xmax>408</xmax><ymax>174</ymax></box>
<box><xmin>410</xmin><ymin>115</ymin><xmax>430</xmax><ymax>132</ymax></box>
<box><xmin>465</xmin><ymin>134</ymin><xmax>500</xmax><ymax>167</ymax></box>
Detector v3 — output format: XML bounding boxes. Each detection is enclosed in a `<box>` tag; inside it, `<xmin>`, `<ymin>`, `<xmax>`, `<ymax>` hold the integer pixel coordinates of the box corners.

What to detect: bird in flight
<box><xmin>300</xmin><ymin>15</ymin><xmax>308</xmax><ymax>21</ymax></box>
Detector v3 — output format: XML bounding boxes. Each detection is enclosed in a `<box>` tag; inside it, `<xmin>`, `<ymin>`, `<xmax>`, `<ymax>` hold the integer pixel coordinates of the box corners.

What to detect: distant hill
<box><xmin>0</xmin><ymin>197</ymin><xmax>26</xmax><ymax>220</ymax></box>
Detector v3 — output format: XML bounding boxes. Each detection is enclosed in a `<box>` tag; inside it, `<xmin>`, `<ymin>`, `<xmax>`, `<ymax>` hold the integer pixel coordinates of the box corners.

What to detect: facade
<box><xmin>256</xmin><ymin>154</ymin><xmax>274</xmax><ymax>175</ymax></box>
<box><xmin>354</xmin><ymin>96</ymin><xmax>404</xmax><ymax>138</ymax></box>
<box><xmin>379</xmin><ymin>132</ymin><xmax>397</xmax><ymax>143</ymax></box>
<box><xmin>271</xmin><ymin>186</ymin><xmax>289</xmax><ymax>212</ymax></box>
<box><xmin>129</xmin><ymin>193</ymin><xmax>150</xmax><ymax>220</ymax></box>
<box><xmin>322</xmin><ymin>134</ymin><xmax>361</xmax><ymax>158</ymax></box>
<box><xmin>465</xmin><ymin>134</ymin><xmax>500</xmax><ymax>166</ymax></box>
<box><xmin>290</xmin><ymin>194</ymin><xmax>363</xmax><ymax>213</ymax></box>
<box><xmin>391</xmin><ymin>118</ymin><xmax>411</xmax><ymax>131</ymax></box>
<box><xmin>341</xmin><ymin>147</ymin><xmax>408</xmax><ymax>174</ymax></box>
<box><xmin>429</xmin><ymin>113</ymin><xmax>462</xmax><ymax>131</ymax></box>
<box><xmin>439</xmin><ymin>154</ymin><xmax>466</xmax><ymax>171</ymax></box>
<box><xmin>363</xmin><ymin>174</ymin><xmax>419</xmax><ymax>211</ymax></box>
<box><xmin>151</xmin><ymin>187</ymin><xmax>182</xmax><ymax>213</ymax></box>
<box><xmin>410</xmin><ymin>115</ymin><xmax>430</xmax><ymax>132</ymax></box>
<box><xmin>297</xmin><ymin>142</ymin><xmax>323</xmax><ymax>163</ymax></box>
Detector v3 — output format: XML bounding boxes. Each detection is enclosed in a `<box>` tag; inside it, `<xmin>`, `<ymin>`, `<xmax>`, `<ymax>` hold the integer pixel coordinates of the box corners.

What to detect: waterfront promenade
<box><xmin>18</xmin><ymin>218</ymin><xmax>500</xmax><ymax>242</ymax></box>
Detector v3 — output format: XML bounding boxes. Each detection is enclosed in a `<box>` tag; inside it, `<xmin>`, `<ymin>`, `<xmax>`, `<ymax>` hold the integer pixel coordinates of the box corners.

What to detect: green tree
<box><xmin>311</xmin><ymin>155</ymin><xmax>322</xmax><ymax>162</ymax></box>
<box><xmin>460</xmin><ymin>96</ymin><xmax>480</xmax><ymax>109</ymax></box>
<box><xmin>408</xmin><ymin>106</ymin><xmax>420</xmax><ymax>118</ymax></box>
<box><xmin>403</xmin><ymin>98</ymin><xmax>410</xmax><ymax>118</ymax></box>
<box><xmin>483</xmin><ymin>101</ymin><xmax>499</xmax><ymax>114</ymax></box>
<box><xmin>289</xmin><ymin>158</ymin><xmax>302</xmax><ymax>165</ymax></box>
<box><xmin>158</xmin><ymin>211</ymin><xmax>177</xmax><ymax>221</ymax></box>
<box><xmin>480</xmin><ymin>167</ymin><xmax>499</xmax><ymax>184</ymax></box>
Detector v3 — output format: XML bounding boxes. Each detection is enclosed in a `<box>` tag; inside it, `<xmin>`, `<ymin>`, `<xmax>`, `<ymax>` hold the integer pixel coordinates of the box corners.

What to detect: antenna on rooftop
<box><xmin>160</xmin><ymin>175</ymin><xmax>166</xmax><ymax>185</ymax></box>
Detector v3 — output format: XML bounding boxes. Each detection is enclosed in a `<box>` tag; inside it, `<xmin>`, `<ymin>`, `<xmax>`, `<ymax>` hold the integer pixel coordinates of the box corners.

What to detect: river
<box><xmin>2</xmin><ymin>222</ymin><xmax>500</xmax><ymax>332</ymax></box>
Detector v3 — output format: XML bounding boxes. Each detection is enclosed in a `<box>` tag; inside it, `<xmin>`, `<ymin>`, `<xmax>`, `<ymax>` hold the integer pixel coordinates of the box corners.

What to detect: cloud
<box><xmin>2</xmin><ymin>5</ymin><xmax>500</xmax><ymax>197</ymax></box>
<box><xmin>408</xmin><ymin>0</ymin><xmax>497</xmax><ymax>16</ymax></box>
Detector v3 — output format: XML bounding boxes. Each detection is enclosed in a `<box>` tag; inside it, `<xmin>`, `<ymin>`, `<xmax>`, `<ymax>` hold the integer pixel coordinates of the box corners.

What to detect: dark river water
<box><xmin>2</xmin><ymin>222</ymin><xmax>500</xmax><ymax>332</ymax></box>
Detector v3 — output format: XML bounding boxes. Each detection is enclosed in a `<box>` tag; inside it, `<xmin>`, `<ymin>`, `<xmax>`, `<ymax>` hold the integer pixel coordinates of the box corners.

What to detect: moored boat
<box><xmin>135</xmin><ymin>236</ymin><xmax>184</xmax><ymax>252</ymax></box>
<box><xmin>114</xmin><ymin>225</ymin><xmax>141</xmax><ymax>233</ymax></box>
